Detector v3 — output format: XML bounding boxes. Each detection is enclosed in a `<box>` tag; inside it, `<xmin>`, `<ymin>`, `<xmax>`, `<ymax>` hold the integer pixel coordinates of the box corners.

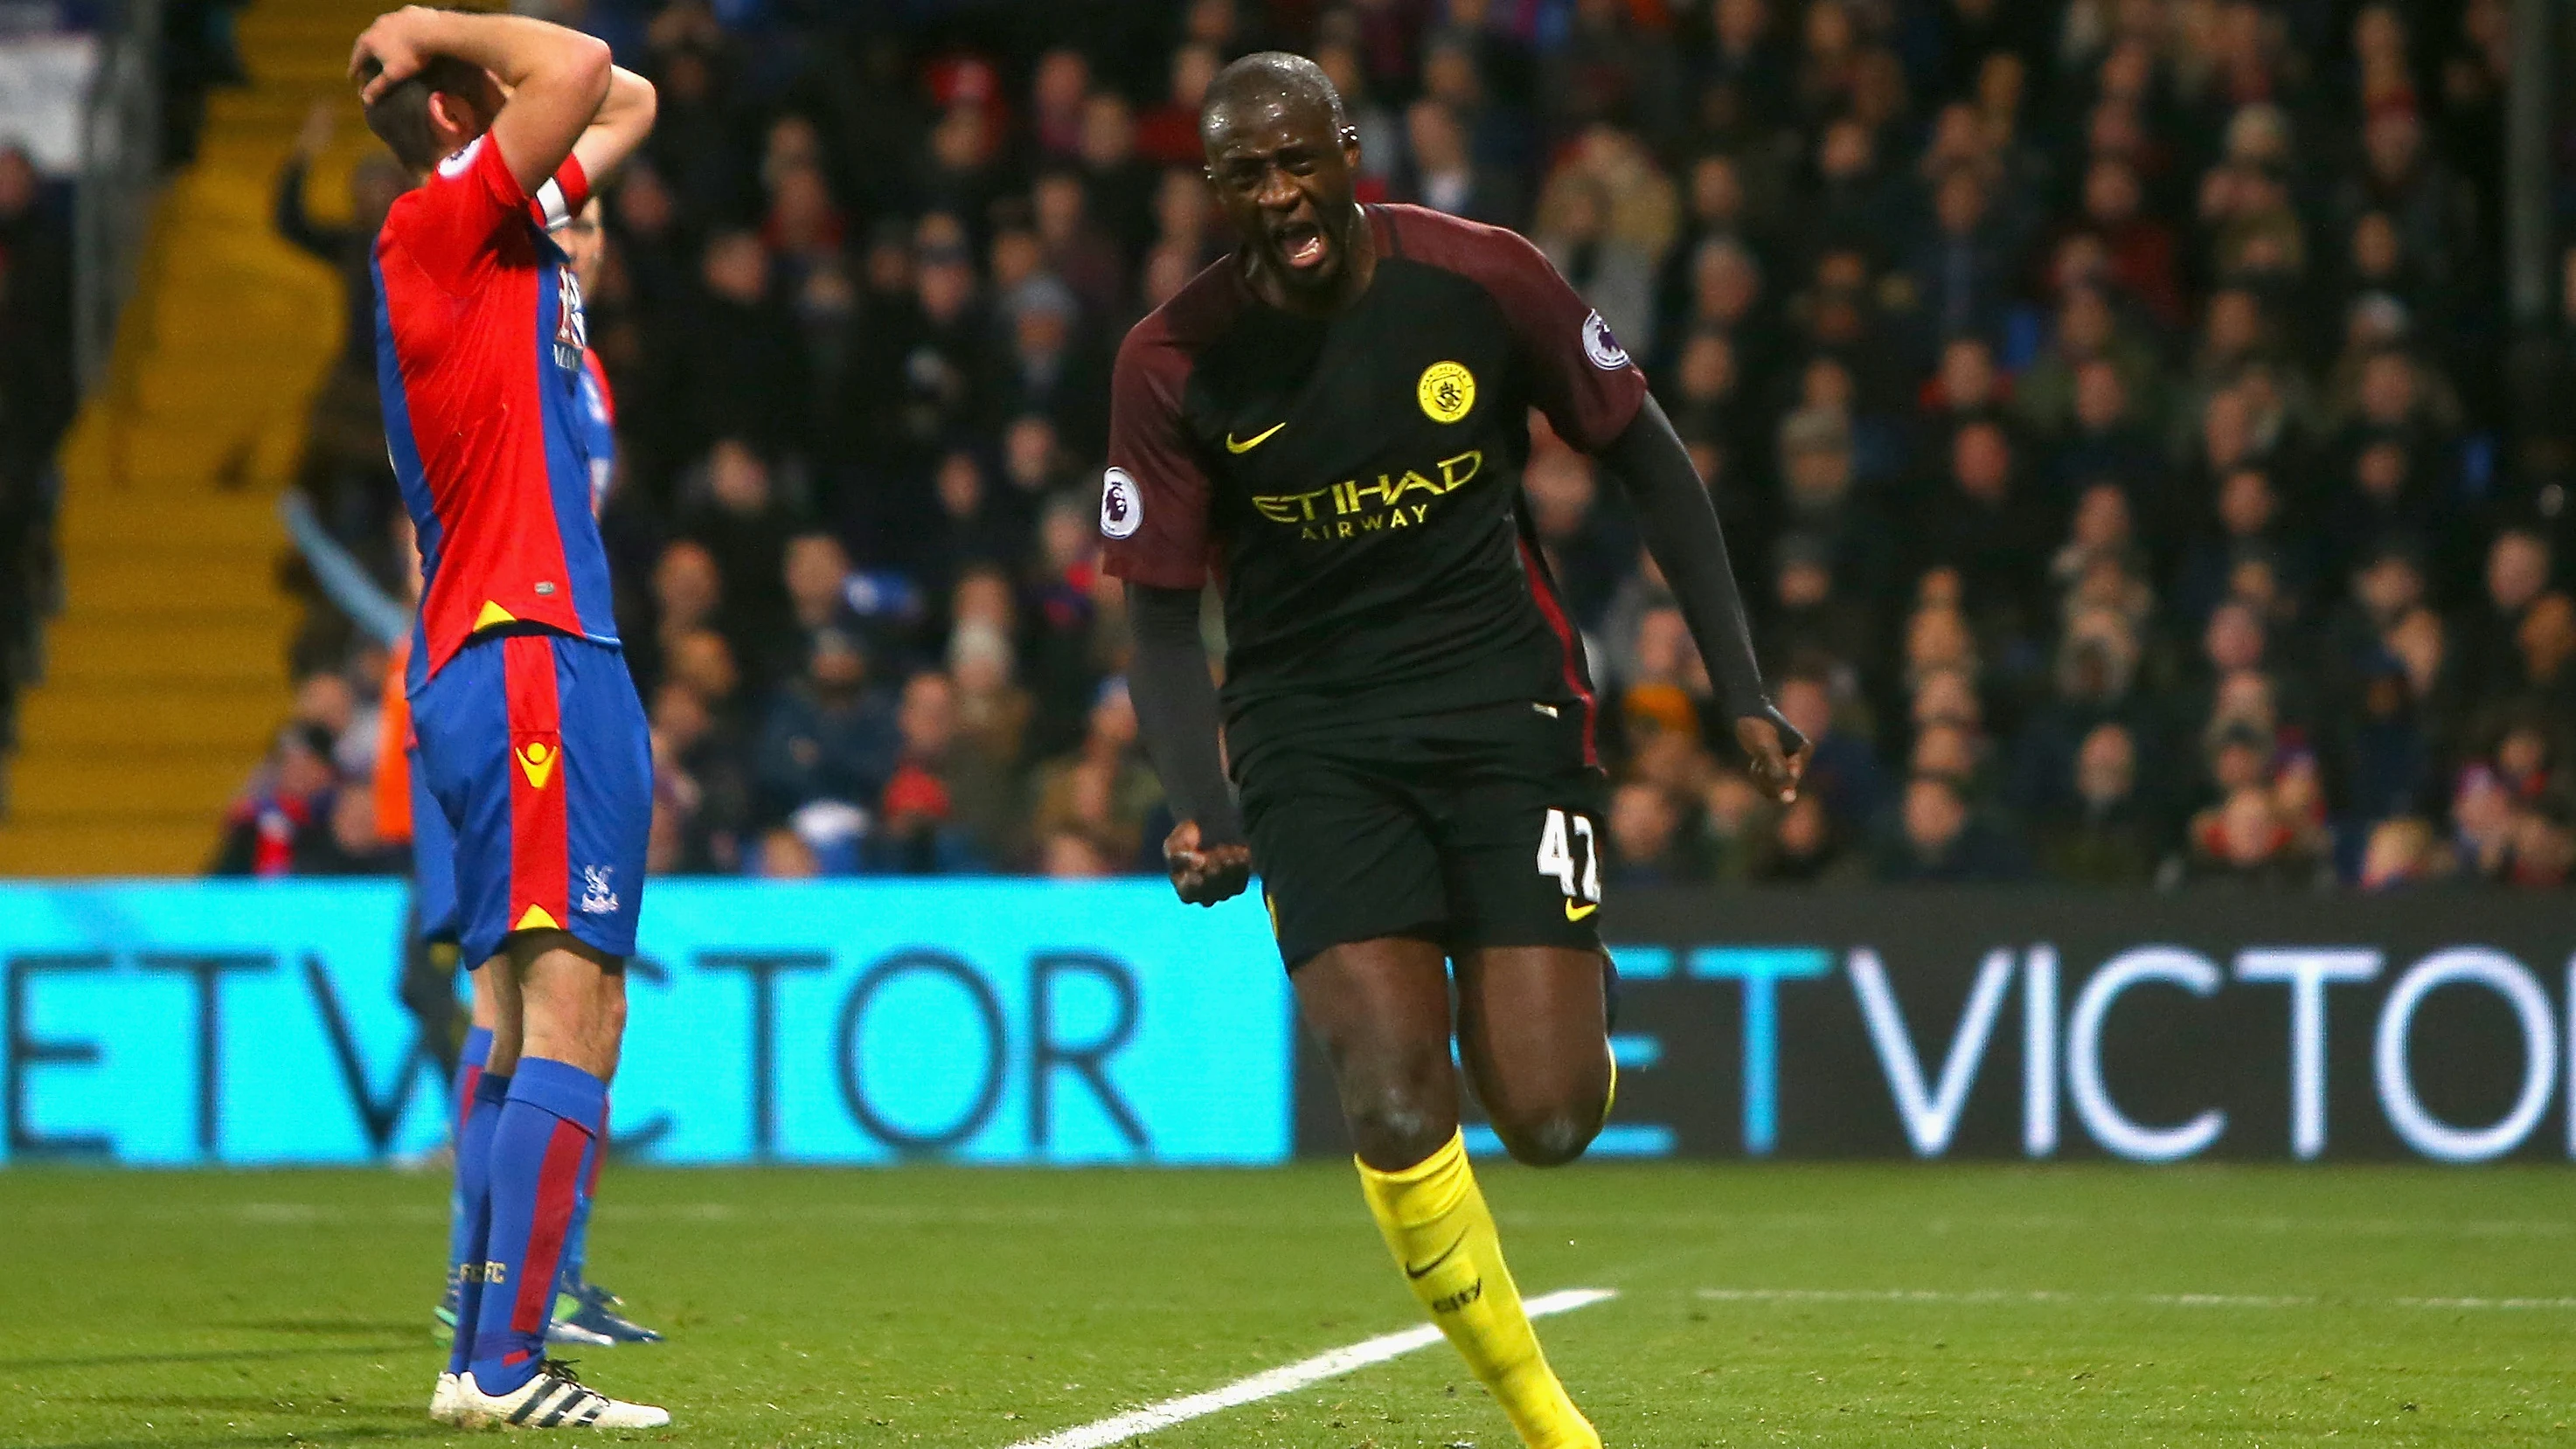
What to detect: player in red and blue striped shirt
<box><xmin>352</xmin><ymin>5</ymin><xmax>663</xmax><ymax>1429</ymax></box>
<box><xmin>422</xmin><ymin>188</ymin><xmax>663</xmax><ymax>1354</ymax></box>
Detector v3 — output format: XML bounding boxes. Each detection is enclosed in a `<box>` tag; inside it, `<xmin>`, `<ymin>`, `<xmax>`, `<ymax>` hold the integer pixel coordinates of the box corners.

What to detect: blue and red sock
<box><xmin>446</xmin><ymin>1066</ymin><xmax>508</xmax><ymax>1378</ymax></box>
<box><xmin>559</xmin><ymin>1093</ymin><xmax>607</xmax><ymax>1292</ymax></box>
<box><xmin>444</xmin><ymin>1025</ymin><xmax>495</xmax><ymax>1302</ymax></box>
<box><xmin>469</xmin><ymin>1057</ymin><xmax>606</xmax><ymax>1394</ymax></box>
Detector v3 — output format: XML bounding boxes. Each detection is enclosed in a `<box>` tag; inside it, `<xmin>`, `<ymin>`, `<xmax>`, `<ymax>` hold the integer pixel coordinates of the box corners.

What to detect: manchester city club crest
<box><xmin>1416</xmin><ymin>360</ymin><xmax>1475</xmax><ymax>423</ymax></box>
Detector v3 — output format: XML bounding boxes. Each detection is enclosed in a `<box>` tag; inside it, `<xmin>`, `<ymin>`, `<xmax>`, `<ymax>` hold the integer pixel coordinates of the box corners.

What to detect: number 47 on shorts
<box><xmin>1538</xmin><ymin>808</ymin><xmax>1602</xmax><ymax>919</ymax></box>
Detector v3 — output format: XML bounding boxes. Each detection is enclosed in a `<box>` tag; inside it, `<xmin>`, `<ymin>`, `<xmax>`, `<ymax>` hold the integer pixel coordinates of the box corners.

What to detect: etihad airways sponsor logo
<box><xmin>1251</xmin><ymin>448</ymin><xmax>1482</xmax><ymax>541</ymax></box>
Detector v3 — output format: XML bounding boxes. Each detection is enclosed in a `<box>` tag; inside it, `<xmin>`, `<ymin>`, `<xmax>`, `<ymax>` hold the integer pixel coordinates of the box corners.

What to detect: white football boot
<box><xmin>428</xmin><ymin>1370</ymin><xmax>464</xmax><ymax>1424</ymax></box>
<box><xmin>452</xmin><ymin>1361</ymin><xmax>670</xmax><ymax>1429</ymax></box>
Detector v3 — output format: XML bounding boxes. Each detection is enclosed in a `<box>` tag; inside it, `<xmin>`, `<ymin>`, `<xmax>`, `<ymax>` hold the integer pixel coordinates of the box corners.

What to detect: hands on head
<box><xmin>1163</xmin><ymin>819</ymin><xmax>1252</xmax><ymax>907</ymax></box>
<box><xmin>349</xmin><ymin>6</ymin><xmax>437</xmax><ymax>103</ymax></box>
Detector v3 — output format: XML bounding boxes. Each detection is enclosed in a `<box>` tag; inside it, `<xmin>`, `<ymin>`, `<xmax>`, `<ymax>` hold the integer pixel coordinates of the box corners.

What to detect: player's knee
<box><xmin>1343</xmin><ymin>1081</ymin><xmax>1457</xmax><ymax>1168</ymax></box>
<box><xmin>1489</xmin><ymin>1099</ymin><xmax>1603</xmax><ymax>1168</ymax></box>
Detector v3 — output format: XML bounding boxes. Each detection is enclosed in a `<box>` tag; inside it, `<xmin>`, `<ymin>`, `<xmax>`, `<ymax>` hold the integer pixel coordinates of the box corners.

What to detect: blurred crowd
<box><xmin>227</xmin><ymin>0</ymin><xmax>2576</xmax><ymax>892</ymax></box>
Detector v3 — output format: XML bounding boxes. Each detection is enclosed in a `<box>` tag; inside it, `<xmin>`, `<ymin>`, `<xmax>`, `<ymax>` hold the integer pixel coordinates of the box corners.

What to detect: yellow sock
<box><xmin>1357</xmin><ymin>1131</ymin><xmax>1599</xmax><ymax>1449</ymax></box>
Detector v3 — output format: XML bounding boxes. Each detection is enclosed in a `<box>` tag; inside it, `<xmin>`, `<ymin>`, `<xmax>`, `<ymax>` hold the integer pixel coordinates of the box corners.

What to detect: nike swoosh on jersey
<box><xmin>1565</xmin><ymin>899</ymin><xmax>1600</xmax><ymax>922</ymax></box>
<box><xmin>1404</xmin><ymin>1229</ymin><xmax>1472</xmax><ymax>1281</ymax></box>
<box><xmin>1225</xmin><ymin>422</ymin><xmax>1287</xmax><ymax>453</ymax></box>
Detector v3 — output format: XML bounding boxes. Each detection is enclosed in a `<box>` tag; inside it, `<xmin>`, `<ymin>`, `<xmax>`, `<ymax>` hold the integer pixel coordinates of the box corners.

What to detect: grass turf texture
<box><xmin>2</xmin><ymin>1164</ymin><xmax>2571</xmax><ymax>1447</ymax></box>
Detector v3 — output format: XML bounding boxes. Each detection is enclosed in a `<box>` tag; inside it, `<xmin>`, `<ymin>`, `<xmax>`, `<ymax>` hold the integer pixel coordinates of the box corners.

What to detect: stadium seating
<box><xmin>0</xmin><ymin>0</ymin><xmax>372</xmax><ymax>874</ymax></box>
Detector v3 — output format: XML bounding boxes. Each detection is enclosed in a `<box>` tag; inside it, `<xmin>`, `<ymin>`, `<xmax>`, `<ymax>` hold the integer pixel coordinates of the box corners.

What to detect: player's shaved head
<box><xmin>1200</xmin><ymin>52</ymin><xmax>1348</xmax><ymax>149</ymax></box>
<box><xmin>360</xmin><ymin>54</ymin><xmax>496</xmax><ymax>172</ymax></box>
<box><xmin>1198</xmin><ymin>51</ymin><xmax>1371</xmax><ymax>308</ymax></box>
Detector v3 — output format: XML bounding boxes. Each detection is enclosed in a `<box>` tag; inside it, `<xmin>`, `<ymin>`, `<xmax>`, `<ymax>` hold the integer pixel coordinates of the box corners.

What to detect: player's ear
<box><xmin>426</xmin><ymin>89</ymin><xmax>463</xmax><ymax>142</ymax></box>
<box><xmin>1340</xmin><ymin>125</ymin><xmax>1361</xmax><ymax>165</ymax></box>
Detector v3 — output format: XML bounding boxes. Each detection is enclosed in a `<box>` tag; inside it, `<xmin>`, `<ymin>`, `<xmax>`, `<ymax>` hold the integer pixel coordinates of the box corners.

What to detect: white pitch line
<box><xmin>2396</xmin><ymin>1296</ymin><xmax>2576</xmax><ymax>1310</ymax></box>
<box><xmin>1002</xmin><ymin>1287</ymin><xmax>1617</xmax><ymax>1449</ymax></box>
<box><xmin>1699</xmin><ymin>1287</ymin><xmax>2576</xmax><ymax>1311</ymax></box>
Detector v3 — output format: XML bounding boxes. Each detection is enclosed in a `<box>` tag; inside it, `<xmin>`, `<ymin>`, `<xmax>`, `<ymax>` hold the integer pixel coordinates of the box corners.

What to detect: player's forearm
<box><xmin>1600</xmin><ymin>393</ymin><xmax>1770</xmax><ymax>719</ymax></box>
<box><xmin>590</xmin><ymin>66</ymin><xmax>654</xmax><ymax>134</ymax></box>
<box><xmin>1126</xmin><ymin>583</ymin><xmax>1246</xmax><ymax>848</ymax></box>
<box><xmin>569</xmin><ymin>66</ymin><xmax>656</xmax><ymax>184</ymax></box>
<box><xmin>407</xmin><ymin>9</ymin><xmax>608</xmax><ymax>104</ymax></box>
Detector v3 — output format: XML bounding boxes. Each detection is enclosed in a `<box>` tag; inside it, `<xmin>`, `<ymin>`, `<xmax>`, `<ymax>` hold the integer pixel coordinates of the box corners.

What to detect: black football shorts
<box><xmin>1238</xmin><ymin>699</ymin><xmax>1610</xmax><ymax>971</ymax></box>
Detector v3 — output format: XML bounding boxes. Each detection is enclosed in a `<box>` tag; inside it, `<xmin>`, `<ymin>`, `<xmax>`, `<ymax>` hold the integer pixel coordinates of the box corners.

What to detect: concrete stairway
<box><xmin>0</xmin><ymin>0</ymin><xmax>382</xmax><ymax>874</ymax></box>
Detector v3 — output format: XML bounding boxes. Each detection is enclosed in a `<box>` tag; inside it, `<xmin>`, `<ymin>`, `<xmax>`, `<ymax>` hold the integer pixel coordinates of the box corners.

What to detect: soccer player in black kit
<box><xmin>1106</xmin><ymin>53</ymin><xmax>1808</xmax><ymax>1449</ymax></box>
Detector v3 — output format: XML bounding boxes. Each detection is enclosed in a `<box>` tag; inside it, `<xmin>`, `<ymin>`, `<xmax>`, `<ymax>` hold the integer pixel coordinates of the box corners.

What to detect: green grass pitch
<box><xmin>3</xmin><ymin>1162</ymin><xmax>2572</xmax><ymax>1446</ymax></box>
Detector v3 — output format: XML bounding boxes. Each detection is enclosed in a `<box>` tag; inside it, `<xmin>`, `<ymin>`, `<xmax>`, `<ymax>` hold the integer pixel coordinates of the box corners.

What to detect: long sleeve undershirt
<box><xmin>1597</xmin><ymin>392</ymin><xmax>1771</xmax><ymax>721</ymax></box>
<box><xmin>1124</xmin><ymin>584</ymin><xmax>1245</xmax><ymax>847</ymax></box>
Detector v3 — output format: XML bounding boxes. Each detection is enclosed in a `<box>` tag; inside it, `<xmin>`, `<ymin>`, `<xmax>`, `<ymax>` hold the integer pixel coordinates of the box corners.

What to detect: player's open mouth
<box><xmin>1275</xmin><ymin>220</ymin><xmax>1330</xmax><ymax>273</ymax></box>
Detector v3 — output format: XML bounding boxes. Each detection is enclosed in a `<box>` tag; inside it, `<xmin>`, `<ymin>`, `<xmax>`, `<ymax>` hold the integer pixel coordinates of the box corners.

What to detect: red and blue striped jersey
<box><xmin>374</xmin><ymin>135</ymin><xmax>618</xmax><ymax>692</ymax></box>
<box><xmin>575</xmin><ymin>348</ymin><xmax>615</xmax><ymax>516</ymax></box>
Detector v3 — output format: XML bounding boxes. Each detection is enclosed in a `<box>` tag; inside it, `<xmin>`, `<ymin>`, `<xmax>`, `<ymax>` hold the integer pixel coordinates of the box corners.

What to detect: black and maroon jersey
<box><xmin>1100</xmin><ymin>203</ymin><xmax>1649</xmax><ymax>771</ymax></box>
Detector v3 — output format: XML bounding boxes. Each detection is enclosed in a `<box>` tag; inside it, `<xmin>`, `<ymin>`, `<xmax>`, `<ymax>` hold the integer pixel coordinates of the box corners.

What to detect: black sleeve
<box><xmin>1125</xmin><ymin>582</ymin><xmax>1246</xmax><ymax>848</ymax></box>
<box><xmin>1596</xmin><ymin>392</ymin><xmax>1793</xmax><ymax>740</ymax></box>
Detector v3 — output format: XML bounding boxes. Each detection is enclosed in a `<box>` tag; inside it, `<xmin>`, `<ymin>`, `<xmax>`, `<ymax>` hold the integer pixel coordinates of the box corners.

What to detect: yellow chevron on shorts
<box><xmin>514</xmin><ymin>905</ymin><xmax>561</xmax><ymax>932</ymax></box>
<box><xmin>516</xmin><ymin>740</ymin><xmax>558</xmax><ymax>790</ymax></box>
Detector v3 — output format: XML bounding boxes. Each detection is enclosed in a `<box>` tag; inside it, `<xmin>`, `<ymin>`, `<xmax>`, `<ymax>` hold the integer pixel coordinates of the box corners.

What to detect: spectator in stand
<box><xmin>2185</xmin><ymin>784</ymin><xmax>2323</xmax><ymax>890</ymax></box>
<box><xmin>1397</xmin><ymin>98</ymin><xmax>1521</xmax><ymax>226</ymax></box>
<box><xmin>1135</xmin><ymin>41</ymin><xmax>1225</xmax><ymax>166</ymax></box>
<box><xmin>1604</xmin><ymin>780</ymin><xmax>1691</xmax><ymax>887</ymax></box>
<box><xmin>1077</xmin><ymin>92</ymin><xmax>1156</xmax><ymax>262</ymax></box>
<box><xmin>683</xmin><ymin>440</ymin><xmax>800</xmax><ymax>686</ymax></box>
<box><xmin>1903</xmin><ymin>164</ymin><xmax>2013</xmax><ymax>361</ymax></box>
<box><xmin>1874</xmin><ymin>773</ymin><xmax>2025</xmax><ymax>884</ymax></box>
<box><xmin>1534</xmin><ymin>172</ymin><xmax>1658</xmax><ymax>368</ymax></box>
<box><xmin>2013</xmin><ymin>284</ymin><xmax>2157</xmax><ymax>444</ymax></box>
<box><xmin>2327</xmin><ymin>650</ymin><xmax>2437</xmax><ymax>854</ymax></box>
<box><xmin>1310</xmin><ymin>38</ymin><xmax>1402</xmax><ymax>193</ymax></box>
<box><xmin>2173</xmin><ymin>467</ymin><xmax>2304</xmax><ymax>631</ymax></box>
<box><xmin>2357</xmin><ymin>815</ymin><xmax>2455</xmax><ymax>891</ymax></box>
<box><xmin>1022</xmin><ymin>495</ymin><xmax>1114</xmax><ymax>756</ymax></box>
<box><xmin>1026</xmin><ymin>48</ymin><xmax>1090</xmax><ymax>163</ymax></box>
<box><xmin>1917</xmin><ymin>420</ymin><xmax>2052</xmax><ymax>638</ymax></box>
<box><xmin>1025</xmin><ymin>677</ymin><xmax>1160</xmax><ymax>872</ymax></box>
<box><xmin>212</xmin><ymin>725</ymin><xmax>343</xmax><ymax>877</ymax></box>
<box><xmin>1774</xmin><ymin>666</ymin><xmax>1881</xmax><ymax>838</ymax></box>
<box><xmin>1031</xmin><ymin>169</ymin><xmax>1128</xmax><ymax>327</ymax></box>
<box><xmin>1698</xmin><ymin>768</ymin><xmax>1776</xmax><ymax>884</ymax></box>
<box><xmin>1775</xmin><ymin>406</ymin><xmax>1891</xmax><ymax>608</ymax></box>
<box><xmin>754</xmin><ymin>627</ymin><xmax>899</xmax><ymax>846</ymax></box>
<box><xmin>670</xmin><ymin>232</ymin><xmax>810</xmax><ymax>465</ymax></box>
<box><xmin>2497</xmin><ymin>593</ymin><xmax>2576</xmax><ymax>723</ymax></box>
<box><xmin>868</xmin><ymin>670</ymin><xmax>989</xmax><ymax>874</ymax></box>
<box><xmin>2037</xmin><ymin>722</ymin><xmax>2157</xmax><ymax>885</ymax></box>
<box><xmin>1764</xmin><ymin>536</ymin><xmax>1872</xmax><ymax>687</ymax></box>
<box><xmin>2045</xmin><ymin>358</ymin><xmax>2161</xmax><ymax>496</ymax></box>
<box><xmin>2462</xmin><ymin>528</ymin><xmax>2553</xmax><ymax>700</ymax></box>
<box><xmin>988</xmin><ymin>274</ymin><xmax>1108</xmax><ymax>458</ymax></box>
<box><xmin>2010</xmin><ymin>605</ymin><xmax>2146</xmax><ymax>817</ymax></box>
